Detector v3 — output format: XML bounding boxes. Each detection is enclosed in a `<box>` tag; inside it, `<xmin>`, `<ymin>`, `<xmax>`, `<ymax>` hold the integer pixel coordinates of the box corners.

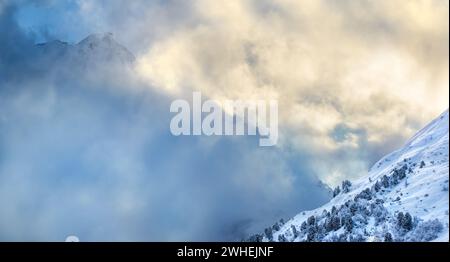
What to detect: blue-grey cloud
<box><xmin>0</xmin><ymin>2</ymin><xmax>330</xmax><ymax>241</ymax></box>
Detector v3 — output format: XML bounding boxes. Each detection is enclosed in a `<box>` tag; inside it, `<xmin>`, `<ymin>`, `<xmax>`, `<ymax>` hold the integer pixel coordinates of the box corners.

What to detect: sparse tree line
<box><xmin>247</xmin><ymin>161</ymin><xmax>443</xmax><ymax>242</ymax></box>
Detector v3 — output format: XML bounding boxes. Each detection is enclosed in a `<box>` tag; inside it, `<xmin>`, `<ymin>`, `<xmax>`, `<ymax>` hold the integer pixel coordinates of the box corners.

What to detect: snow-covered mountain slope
<box><xmin>249</xmin><ymin>110</ymin><xmax>449</xmax><ymax>242</ymax></box>
<box><xmin>74</xmin><ymin>33</ymin><xmax>135</xmax><ymax>64</ymax></box>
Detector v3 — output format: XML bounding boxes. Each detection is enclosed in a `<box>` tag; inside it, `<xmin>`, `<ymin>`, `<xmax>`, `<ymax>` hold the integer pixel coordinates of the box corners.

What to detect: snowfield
<box><xmin>249</xmin><ymin>110</ymin><xmax>449</xmax><ymax>242</ymax></box>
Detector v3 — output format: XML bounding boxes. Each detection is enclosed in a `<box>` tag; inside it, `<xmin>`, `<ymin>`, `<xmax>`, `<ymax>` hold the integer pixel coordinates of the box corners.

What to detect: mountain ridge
<box><xmin>35</xmin><ymin>32</ymin><xmax>135</xmax><ymax>65</ymax></box>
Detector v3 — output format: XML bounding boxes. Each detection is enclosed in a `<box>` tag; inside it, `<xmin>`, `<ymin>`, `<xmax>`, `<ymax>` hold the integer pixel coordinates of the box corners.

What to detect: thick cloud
<box><xmin>0</xmin><ymin>2</ymin><xmax>330</xmax><ymax>241</ymax></box>
<box><xmin>130</xmin><ymin>0</ymin><xmax>449</xmax><ymax>184</ymax></box>
<box><xmin>47</xmin><ymin>0</ymin><xmax>448</xmax><ymax>184</ymax></box>
<box><xmin>1</xmin><ymin>0</ymin><xmax>448</xmax><ymax>241</ymax></box>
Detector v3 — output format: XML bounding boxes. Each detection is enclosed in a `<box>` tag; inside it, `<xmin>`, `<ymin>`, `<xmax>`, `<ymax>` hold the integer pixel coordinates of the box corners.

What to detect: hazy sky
<box><xmin>0</xmin><ymin>0</ymin><xmax>448</xmax><ymax>241</ymax></box>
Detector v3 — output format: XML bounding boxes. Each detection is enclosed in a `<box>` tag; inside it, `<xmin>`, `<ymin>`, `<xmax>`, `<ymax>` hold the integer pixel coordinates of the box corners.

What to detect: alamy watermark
<box><xmin>170</xmin><ymin>92</ymin><xmax>278</xmax><ymax>146</ymax></box>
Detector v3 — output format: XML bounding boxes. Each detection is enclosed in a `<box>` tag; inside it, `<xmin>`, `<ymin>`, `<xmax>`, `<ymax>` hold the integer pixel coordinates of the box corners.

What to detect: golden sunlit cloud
<box><xmin>133</xmin><ymin>0</ymin><xmax>449</xmax><ymax>184</ymax></box>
